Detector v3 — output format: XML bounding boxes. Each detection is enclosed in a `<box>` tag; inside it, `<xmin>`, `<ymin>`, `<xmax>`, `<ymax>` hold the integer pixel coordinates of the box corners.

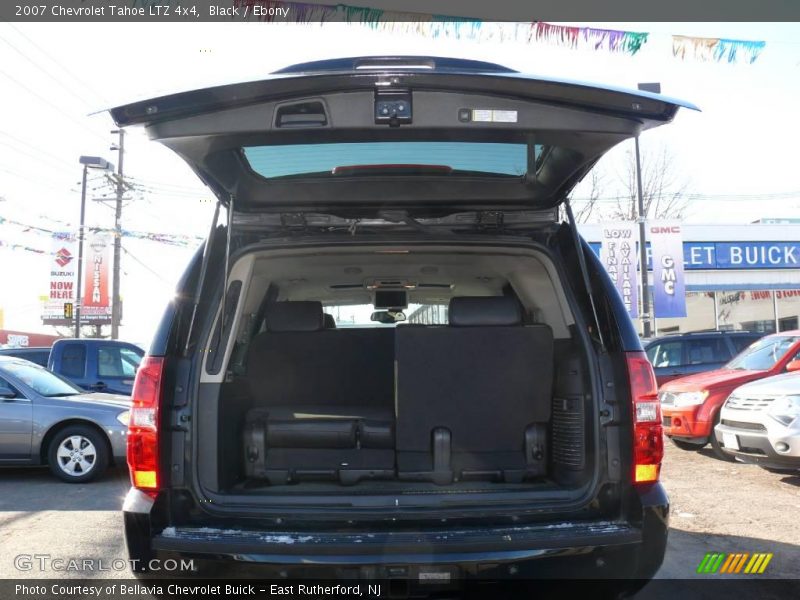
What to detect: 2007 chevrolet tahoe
<box><xmin>114</xmin><ymin>56</ymin><xmax>693</xmax><ymax>595</ymax></box>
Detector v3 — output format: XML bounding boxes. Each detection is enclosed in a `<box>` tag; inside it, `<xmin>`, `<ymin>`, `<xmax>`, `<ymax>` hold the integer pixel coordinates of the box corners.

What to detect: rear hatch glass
<box><xmin>243</xmin><ymin>142</ymin><xmax>531</xmax><ymax>179</ymax></box>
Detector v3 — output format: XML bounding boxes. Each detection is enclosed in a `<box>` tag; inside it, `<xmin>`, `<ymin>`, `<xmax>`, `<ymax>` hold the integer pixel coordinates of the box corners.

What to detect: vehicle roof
<box><xmin>645</xmin><ymin>331</ymin><xmax>760</xmax><ymax>344</ymax></box>
<box><xmin>51</xmin><ymin>338</ymin><xmax>144</xmax><ymax>348</ymax></box>
<box><xmin>0</xmin><ymin>347</ymin><xmax>51</xmax><ymax>352</ymax></box>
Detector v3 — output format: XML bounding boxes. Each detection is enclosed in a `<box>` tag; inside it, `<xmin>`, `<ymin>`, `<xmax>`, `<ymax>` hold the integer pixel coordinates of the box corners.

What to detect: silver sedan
<box><xmin>0</xmin><ymin>356</ymin><xmax>130</xmax><ymax>483</ymax></box>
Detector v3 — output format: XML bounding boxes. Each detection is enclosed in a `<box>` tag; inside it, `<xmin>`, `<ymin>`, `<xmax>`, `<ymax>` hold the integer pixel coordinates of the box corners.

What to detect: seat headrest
<box><xmin>449</xmin><ymin>296</ymin><xmax>522</xmax><ymax>327</ymax></box>
<box><xmin>265</xmin><ymin>301</ymin><xmax>324</xmax><ymax>332</ymax></box>
<box><xmin>323</xmin><ymin>313</ymin><xmax>337</xmax><ymax>329</ymax></box>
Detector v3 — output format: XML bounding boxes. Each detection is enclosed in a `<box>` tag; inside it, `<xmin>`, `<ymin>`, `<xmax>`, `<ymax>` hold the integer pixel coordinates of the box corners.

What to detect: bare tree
<box><xmin>571</xmin><ymin>169</ymin><xmax>605</xmax><ymax>223</ymax></box>
<box><xmin>613</xmin><ymin>144</ymin><xmax>690</xmax><ymax>221</ymax></box>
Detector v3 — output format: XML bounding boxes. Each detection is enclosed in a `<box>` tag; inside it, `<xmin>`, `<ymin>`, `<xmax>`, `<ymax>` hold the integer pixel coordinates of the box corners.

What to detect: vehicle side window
<box><xmin>652</xmin><ymin>341</ymin><xmax>683</xmax><ymax>367</ymax></box>
<box><xmin>0</xmin><ymin>376</ymin><xmax>18</xmax><ymax>398</ymax></box>
<box><xmin>58</xmin><ymin>344</ymin><xmax>86</xmax><ymax>378</ymax></box>
<box><xmin>685</xmin><ymin>338</ymin><xmax>728</xmax><ymax>365</ymax></box>
<box><xmin>730</xmin><ymin>336</ymin><xmax>760</xmax><ymax>354</ymax></box>
<box><xmin>645</xmin><ymin>344</ymin><xmax>659</xmax><ymax>363</ymax></box>
<box><xmin>98</xmin><ymin>346</ymin><xmax>143</xmax><ymax>378</ymax></box>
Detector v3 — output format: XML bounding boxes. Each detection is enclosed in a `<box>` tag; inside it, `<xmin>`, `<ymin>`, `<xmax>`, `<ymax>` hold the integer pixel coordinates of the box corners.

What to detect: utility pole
<box><xmin>111</xmin><ymin>129</ymin><xmax>125</xmax><ymax>340</ymax></box>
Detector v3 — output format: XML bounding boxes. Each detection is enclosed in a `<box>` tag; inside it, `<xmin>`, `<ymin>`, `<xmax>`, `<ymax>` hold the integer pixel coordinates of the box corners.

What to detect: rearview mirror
<box><xmin>786</xmin><ymin>359</ymin><xmax>800</xmax><ymax>373</ymax></box>
<box><xmin>370</xmin><ymin>310</ymin><xmax>406</xmax><ymax>324</ymax></box>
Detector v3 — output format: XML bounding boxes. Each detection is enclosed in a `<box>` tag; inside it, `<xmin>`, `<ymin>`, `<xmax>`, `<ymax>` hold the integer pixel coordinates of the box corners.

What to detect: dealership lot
<box><xmin>0</xmin><ymin>444</ymin><xmax>797</xmax><ymax>589</ymax></box>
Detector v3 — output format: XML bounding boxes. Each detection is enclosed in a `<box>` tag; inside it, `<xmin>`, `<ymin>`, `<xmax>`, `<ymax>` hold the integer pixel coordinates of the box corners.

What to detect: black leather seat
<box><xmin>395</xmin><ymin>296</ymin><xmax>553</xmax><ymax>484</ymax></box>
<box><xmin>244</xmin><ymin>301</ymin><xmax>395</xmax><ymax>484</ymax></box>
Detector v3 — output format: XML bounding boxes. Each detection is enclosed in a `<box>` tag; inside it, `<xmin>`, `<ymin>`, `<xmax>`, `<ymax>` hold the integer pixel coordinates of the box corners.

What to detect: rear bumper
<box><xmin>123</xmin><ymin>484</ymin><xmax>669</xmax><ymax>580</ymax></box>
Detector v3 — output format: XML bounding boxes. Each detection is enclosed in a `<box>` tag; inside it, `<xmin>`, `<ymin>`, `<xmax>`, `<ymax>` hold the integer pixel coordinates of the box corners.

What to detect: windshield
<box><xmin>726</xmin><ymin>336</ymin><xmax>800</xmax><ymax>371</ymax></box>
<box><xmin>325</xmin><ymin>303</ymin><xmax>448</xmax><ymax>327</ymax></box>
<box><xmin>2</xmin><ymin>361</ymin><xmax>82</xmax><ymax>397</ymax></box>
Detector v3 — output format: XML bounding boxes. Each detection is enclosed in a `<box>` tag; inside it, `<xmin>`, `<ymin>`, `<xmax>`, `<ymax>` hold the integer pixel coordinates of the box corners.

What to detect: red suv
<box><xmin>660</xmin><ymin>332</ymin><xmax>800</xmax><ymax>459</ymax></box>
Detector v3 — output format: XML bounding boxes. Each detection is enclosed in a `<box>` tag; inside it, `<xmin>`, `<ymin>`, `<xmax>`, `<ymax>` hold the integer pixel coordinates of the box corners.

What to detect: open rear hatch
<box><xmin>110</xmin><ymin>55</ymin><xmax>696</xmax><ymax>218</ymax></box>
<box><xmin>111</xmin><ymin>57</ymin><xmax>693</xmax><ymax>520</ymax></box>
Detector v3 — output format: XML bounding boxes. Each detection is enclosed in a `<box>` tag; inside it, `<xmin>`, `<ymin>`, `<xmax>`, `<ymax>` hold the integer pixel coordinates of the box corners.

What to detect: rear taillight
<box><xmin>127</xmin><ymin>356</ymin><xmax>164</xmax><ymax>496</ymax></box>
<box><xmin>626</xmin><ymin>352</ymin><xmax>663</xmax><ymax>485</ymax></box>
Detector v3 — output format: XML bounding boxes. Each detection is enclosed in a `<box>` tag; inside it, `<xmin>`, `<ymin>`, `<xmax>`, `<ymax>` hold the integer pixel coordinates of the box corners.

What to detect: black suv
<box><xmin>644</xmin><ymin>331</ymin><xmax>762</xmax><ymax>387</ymax></box>
<box><xmin>116</xmin><ymin>57</ymin><xmax>693</xmax><ymax>592</ymax></box>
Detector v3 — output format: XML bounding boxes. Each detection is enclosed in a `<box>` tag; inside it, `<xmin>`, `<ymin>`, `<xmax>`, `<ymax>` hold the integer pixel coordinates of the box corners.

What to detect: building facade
<box><xmin>580</xmin><ymin>223</ymin><xmax>800</xmax><ymax>335</ymax></box>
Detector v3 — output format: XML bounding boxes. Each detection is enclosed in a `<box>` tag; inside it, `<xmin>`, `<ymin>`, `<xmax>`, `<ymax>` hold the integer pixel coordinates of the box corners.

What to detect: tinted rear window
<box><xmin>59</xmin><ymin>344</ymin><xmax>86</xmax><ymax>378</ymax></box>
<box><xmin>243</xmin><ymin>142</ymin><xmax>531</xmax><ymax>179</ymax></box>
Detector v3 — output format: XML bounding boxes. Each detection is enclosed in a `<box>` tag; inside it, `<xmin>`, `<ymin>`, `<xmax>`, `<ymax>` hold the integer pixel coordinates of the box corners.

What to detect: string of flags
<box><xmin>0</xmin><ymin>215</ymin><xmax>204</xmax><ymax>255</ymax></box>
<box><xmin>231</xmin><ymin>1</ymin><xmax>768</xmax><ymax>65</ymax></box>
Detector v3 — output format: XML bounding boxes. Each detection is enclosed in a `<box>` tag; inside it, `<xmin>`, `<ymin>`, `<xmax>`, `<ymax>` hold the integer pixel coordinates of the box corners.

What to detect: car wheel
<box><xmin>709</xmin><ymin>414</ymin><xmax>736</xmax><ymax>462</ymax></box>
<box><xmin>47</xmin><ymin>425</ymin><xmax>110</xmax><ymax>483</ymax></box>
<box><xmin>671</xmin><ymin>438</ymin><xmax>706</xmax><ymax>451</ymax></box>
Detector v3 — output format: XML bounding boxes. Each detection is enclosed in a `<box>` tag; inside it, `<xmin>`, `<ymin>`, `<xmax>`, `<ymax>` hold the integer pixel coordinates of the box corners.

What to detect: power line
<box><xmin>0</xmin><ymin>33</ymin><xmax>99</xmax><ymax>108</ymax></box>
<box><xmin>0</xmin><ymin>67</ymin><xmax>109</xmax><ymax>144</ymax></box>
<box><xmin>5</xmin><ymin>24</ymin><xmax>110</xmax><ymax>104</ymax></box>
<box><xmin>121</xmin><ymin>245</ymin><xmax>175</xmax><ymax>284</ymax></box>
<box><xmin>0</xmin><ymin>130</ymin><xmax>76</xmax><ymax>169</ymax></box>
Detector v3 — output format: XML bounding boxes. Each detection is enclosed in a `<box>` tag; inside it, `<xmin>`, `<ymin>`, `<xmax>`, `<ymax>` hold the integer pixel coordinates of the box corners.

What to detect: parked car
<box><xmin>714</xmin><ymin>372</ymin><xmax>800</xmax><ymax>472</ymax></box>
<box><xmin>0</xmin><ymin>346</ymin><xmax>51</xmax><ymax>368</ymax></box>
<box><xmin>48</xmin><ymin>338</ymin><xmax>144</xmax><ymax>395</ymax></box>
<box><xmin>112</xmin><ymin>56</ymin><xmax>696</xmax><ymax>588</ymax></box>
<box><xmin>660</xmin><ymin>332</ymin><xmax>800</xmax><ymax>459</ymax></box>
<box><xmin>0</xmin><ymin>356</ymin><xmax>129</xmax><ymax>482</ymax></box>
<box><xmin>645</xmin><ymin>331</ymin><xmax>762</xmax><ymax>387</ymax></box>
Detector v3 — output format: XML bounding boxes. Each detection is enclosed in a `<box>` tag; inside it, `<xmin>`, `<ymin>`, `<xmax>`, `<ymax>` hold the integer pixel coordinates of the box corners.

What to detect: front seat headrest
<box><xmin>265</xmin><ymin>301</ymin><xmax>324</xmax><ymax>332</ymax></box>
<box><xmin>323</xmin><ymin>313</ymin><xmax>337</xmax><ymax>329</ymax></box>
<box><xmin>449</xmin><ymin>296</ymin><xmax>522</xmax><ymax>327</ymax></box>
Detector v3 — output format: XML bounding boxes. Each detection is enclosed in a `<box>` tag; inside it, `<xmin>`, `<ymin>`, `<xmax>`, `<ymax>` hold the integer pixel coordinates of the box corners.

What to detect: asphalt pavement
<box><xmin>0</xmin><ymin>448</ymin><xmax>798</xmax><ymax>598</ymax></box>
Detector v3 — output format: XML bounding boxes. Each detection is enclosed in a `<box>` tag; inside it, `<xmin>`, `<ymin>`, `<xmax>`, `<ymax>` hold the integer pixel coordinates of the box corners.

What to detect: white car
<box><xmin>715</xmin><ymin>372</ymin><xmax>800</xmax><ymax>472</ymax></box>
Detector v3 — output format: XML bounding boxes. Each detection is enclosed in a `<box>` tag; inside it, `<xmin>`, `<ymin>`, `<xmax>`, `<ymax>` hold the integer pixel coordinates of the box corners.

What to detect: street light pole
<box><xmin>75</xmin><ymin>156</ymin><xmax>113</xmax><ymax>339</ymax></box>
<box><xmin>634</xmin><ymin>134</ymin><xmax>652</xmax><ymax>338</ymax></box>
<box><xmin>74</xmin><ymin>164</ymin><xmax>89</xmax><ymax>338</ymax></box>
<box><xmin>635</xmin><ymin>82</ymin><xmax>662</xmax><ymax>339</ymax></box>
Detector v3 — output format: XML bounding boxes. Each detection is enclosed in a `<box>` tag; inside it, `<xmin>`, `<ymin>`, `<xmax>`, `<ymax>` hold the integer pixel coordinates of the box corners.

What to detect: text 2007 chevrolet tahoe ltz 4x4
<box><xmin>114</xmin><ymin>56</ymin><xmax>695</xmax><ymax>595</ymax></box>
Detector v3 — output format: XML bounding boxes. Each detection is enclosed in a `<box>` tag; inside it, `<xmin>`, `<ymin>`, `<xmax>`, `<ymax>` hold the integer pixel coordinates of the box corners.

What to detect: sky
<box><xmin>1</xmin><ymin>21</ymin><xmax>799</xmax><ymax>345</ymax></box>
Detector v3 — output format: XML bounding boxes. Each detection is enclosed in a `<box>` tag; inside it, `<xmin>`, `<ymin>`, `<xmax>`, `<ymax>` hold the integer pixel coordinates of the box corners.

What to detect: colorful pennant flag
<box><xmin>233</xmin><ymin>2</ymin><xmax>767</xmax><ymax>63</ymax></box>
<box><xmin>672</xmin><ymin>35</ymin><xmax>766</xmax><ymax>64</ymax></box>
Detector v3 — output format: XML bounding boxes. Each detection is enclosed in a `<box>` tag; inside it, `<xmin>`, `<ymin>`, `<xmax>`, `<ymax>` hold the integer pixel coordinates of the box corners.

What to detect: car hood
<box><xmin>730</xmin><ymin>371</ymin><xmax>800</xmax><ymax>397</ymax></box>
<box><xmin>108</xmin><ymin>56</ymin><xmax>697</xmax><ymax>217</ymax></box>
<box><xmin>661</xmin><ymin>369</ymin><xmax>768</xmax><ymax>392</ymax></box>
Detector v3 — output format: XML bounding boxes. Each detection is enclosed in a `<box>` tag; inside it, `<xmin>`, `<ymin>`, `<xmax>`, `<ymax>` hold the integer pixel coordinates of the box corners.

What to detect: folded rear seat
<box><xmin>243</xmin><ymin>301</ymin><xmax>395</xmax><ymax>485</ymax></box>
<box><xmin>395</xmin><ymin>296</ymin><xmax>553</xmax><ymax>484</ymax></box>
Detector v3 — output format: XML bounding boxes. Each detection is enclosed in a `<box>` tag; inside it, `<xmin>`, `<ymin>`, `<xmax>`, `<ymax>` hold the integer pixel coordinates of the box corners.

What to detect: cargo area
<box><xmin>192</xmin><ymin>243</ymin><xmax>600</xmax><ymax>507</ymax></box>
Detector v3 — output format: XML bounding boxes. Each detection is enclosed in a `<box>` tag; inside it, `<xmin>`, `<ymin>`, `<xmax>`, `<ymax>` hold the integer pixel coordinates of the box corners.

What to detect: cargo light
<box><xmin>627</xmin><ymin>352</ymin><xmax>664</xmax><ymax>485</ymax></box>
<box><xmin>127</xmin><ymin>356</ymin><xmax>164</xmax><ymax>497</ymax></box>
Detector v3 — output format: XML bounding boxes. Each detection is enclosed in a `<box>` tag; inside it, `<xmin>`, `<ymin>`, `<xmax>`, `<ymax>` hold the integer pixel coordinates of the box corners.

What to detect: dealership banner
<box><xmin>600</xmin><ymin>222</ymin><xmax>639</xmax><ymax>318</ymax></box>
<box><xmin>650</xmin><ymin>222</ymin><xmax>687</xmax><ymax>318</ymax></box>
<box><xmin>41</xmin><ymin>232</ymin><xmax>78</xmax><ymax>325</ymax></box>
<box><xmin>81</xmin><ymin>234</ymin><xmax>112</xmax><ymax>323</ymax></box>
